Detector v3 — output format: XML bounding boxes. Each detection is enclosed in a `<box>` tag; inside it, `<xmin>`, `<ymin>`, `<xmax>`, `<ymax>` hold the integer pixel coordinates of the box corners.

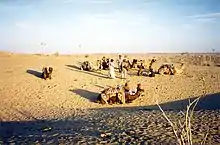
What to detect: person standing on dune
<box><xmin>109</xmin><ymin>59</ymin><xmax>116</xmax><ymax>79</ymax></box>
<box><xmin>121</xmin><ymin>59</ymin><xmax>129</xmax><ymax>79</ymax></box>
<box><xmin>117</xmin><ymin>55</ymin><xmax>123</xmax><ymax>73</ymax></box>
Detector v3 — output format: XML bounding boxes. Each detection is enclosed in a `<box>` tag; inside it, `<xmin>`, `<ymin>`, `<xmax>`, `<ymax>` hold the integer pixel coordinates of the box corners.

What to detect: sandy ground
<box><xmin>0</xmin><ymin>52</ymin><xmax>220</xmax><ymax>144</ymax></box>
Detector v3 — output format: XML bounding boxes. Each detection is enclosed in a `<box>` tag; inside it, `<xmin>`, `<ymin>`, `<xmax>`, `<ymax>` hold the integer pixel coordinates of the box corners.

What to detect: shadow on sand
<box><xmin>0</xmin><ymin>92</ymin><xmax>219</xmax><ymax>144</ymax></box>
<box><xmin>66</xmin><ymin>64</ymin><xmax>109</xmax><ymax>79</ymax></box>
<box><xmin>26</xmin><ymin>69</ymin><xmax>42</xmax><ymax>79</ymax></box>
<box><xmin>69</xmin><ymin>89</ymin><xmax>99</xmax><ymax>102</ymax></box>
<box><xmin>66</xmin><ymin>64</ymin><xmax>80</xmax><ymax>70</ymax></box>
<box><xmin>141</xmin><ymin>92</ymin><xmax>220</xmax><ymax>111</ymax></box>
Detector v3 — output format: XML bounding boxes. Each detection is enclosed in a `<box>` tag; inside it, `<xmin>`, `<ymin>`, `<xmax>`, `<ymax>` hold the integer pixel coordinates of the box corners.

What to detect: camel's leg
<box><xmin>118</xmin><ymin>93</ymin><xmax>125</xmax><ymax>104</ymax></box>
<box><xmin>121</xmin><ymin>70</ymin><xmax>125</xmax><ymax>79</ymax></box>
<box><xmin>100</xmin><ymin>94</ymin><xmax>108</xmax><ymax>104</ymax></box>
<box><xmin>124</xmin><ymin>69</ymin><xmax>127</xmax><ymax>79</ymax></box>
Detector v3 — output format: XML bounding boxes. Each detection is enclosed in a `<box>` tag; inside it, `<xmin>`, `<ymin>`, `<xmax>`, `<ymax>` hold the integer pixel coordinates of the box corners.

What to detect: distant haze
<box><xmin>0</xmin><ymin>0</ymin><xmax>220</xmax><ymax>54</ymax></box>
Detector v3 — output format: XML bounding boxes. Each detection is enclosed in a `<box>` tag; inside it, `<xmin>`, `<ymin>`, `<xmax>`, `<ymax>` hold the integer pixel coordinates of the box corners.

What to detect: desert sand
<box><xmin>0</xmin><ymin>52</ymin><xmax>220</xmax><ymax>144</ymax></box>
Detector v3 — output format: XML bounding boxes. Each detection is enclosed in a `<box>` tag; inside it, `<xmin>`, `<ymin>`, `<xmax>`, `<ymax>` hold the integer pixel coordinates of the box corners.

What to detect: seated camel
<box><xmin>158</xmin><ymin>64</ymin><xmax>175</xmax><ymax>75</ymax></box>
<box><xmin>96</xmin><ymin>85</ymin><xmax>124</xmax><ymax>105</ymax></box>
<box><xmin>96</xmin><ymin>83</ymin><xmax>144</xmax><ymax>104</ymax></box>
<box><xmin>137</xmin><ymin>58</ymin><xmax>156</xmax><ymax>77</ymax></box>
<box><xmin>172</xmin><ymin>63</ymin><xmax>185</xmax><ymax>75</ymax></box>
<box><xmin>124</xmin><ymin>83</ymin><xmax>145</xmax><ymax>103</ymax></box>
<box><xmin>158</xmin><ymin>63</ymin><xmax>185</xmax><ymax>75</ymax></box>
<box><xmin>42</xmin><ymin>67</ymin><xmax>53</xmax><ymax>80</ymax></box>
<box><xmin>80</xmin><ymin>61</ymin><xmax>92</xmax><ymax>71</ymax></box>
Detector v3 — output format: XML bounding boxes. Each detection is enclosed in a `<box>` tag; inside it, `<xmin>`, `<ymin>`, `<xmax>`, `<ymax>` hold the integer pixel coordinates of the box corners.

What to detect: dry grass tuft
<box><xmin>157</xmin><ymin>77</ymin><xmax>208</xmax><ymax>145</ymax></box>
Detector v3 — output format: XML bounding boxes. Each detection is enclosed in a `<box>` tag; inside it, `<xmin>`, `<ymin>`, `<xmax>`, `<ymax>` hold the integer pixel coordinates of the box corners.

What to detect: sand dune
<box><xmin>0</xmin><ymin>52</ymin><xmax>220</xmax><ymax>121</ymax></box>
<box><xmin>0</xmin><ymin>52</ymin><xmax>220</xmax><ymax>144</ymax></box>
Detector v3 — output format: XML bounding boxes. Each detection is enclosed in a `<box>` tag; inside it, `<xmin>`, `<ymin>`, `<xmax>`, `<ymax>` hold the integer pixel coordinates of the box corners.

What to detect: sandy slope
<box><xmin>0</xmin><ymin>52</ymin><xmax>220</xmax><ymax>121</ymax></box>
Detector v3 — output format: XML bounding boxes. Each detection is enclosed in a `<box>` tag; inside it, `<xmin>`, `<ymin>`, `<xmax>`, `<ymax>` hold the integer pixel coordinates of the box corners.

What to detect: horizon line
<box><xmin>0</xmin><ymin>50</ymin><xmax>219</xmax><ymax>55</ymax></box>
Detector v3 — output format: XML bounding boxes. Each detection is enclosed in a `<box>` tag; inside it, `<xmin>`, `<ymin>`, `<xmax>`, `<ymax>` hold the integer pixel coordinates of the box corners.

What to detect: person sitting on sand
<box><xmin>123</xmin><ymin>81</ymin><xmax>136</xmax><ymax>95</ymax></box>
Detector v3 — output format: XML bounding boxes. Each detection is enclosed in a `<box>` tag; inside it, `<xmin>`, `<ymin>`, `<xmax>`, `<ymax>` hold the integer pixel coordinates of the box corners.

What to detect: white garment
<box><xmin>109</xmin><ymin>62</ymin><xmax>115</xmax><ymax>79</ymax></box>
<box><xmin>125</xmin><ymin>89</ymin><xmax>136</xmax><ymax>95</ymax></box>
<box><xmin>117</xmin><ymin>58</ymin><xmax>123</xmax><ymax>66</ymax></box>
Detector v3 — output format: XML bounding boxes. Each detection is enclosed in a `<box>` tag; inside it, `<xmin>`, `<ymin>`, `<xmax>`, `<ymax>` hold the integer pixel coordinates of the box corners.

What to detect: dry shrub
<box><xmin>157</xmin><ymin>77</ymin><xmax>208</xmax><ymax>145</ymax></box>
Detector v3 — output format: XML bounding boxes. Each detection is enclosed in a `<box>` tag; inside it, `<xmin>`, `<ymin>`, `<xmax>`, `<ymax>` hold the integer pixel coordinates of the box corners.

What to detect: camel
<box><xmin>158</xmin><ymin>63</ymin><xmax>185</xmax><ymax>75</ymax></box>
<box><xmin>137</xmin><ymin>58</ymin><xmax>156</xmax><ymax>77</ymax></box>
<box><xmin>96</xmin><ymin>82</ymin><xmax>144</xmax><ymax>105</ymax></box>
<box><xmin>125</xmin><ymin>83</ymin><xmax>144</xmax><ymax>103</ymax></box>
<box><xmin>128</xmin><ymin>59</ymin><xmax>138</xmax><ymax>68</ymax></box>
<box><xmin>120</xmin><ymin>59</ymin><xmax>144</xmax><ymax>79</ymax></box>
<box><xmin>158</xmin><ymin>64</ymin><xmax>173</xmax><ymax>75</ymax></box>
<box><xmin>108</xmin><ymin>91</ymin><xmax>124</xmax><ymax>105</ymax></box>
<box><xmin>137</xmin><ymin>62</ymin><xmax>145</xmax><ymax>75</ymax></box>
<box><xmin>149</xmin><ymin>58</ymin><xmax>156</xmax><ymax>70</ymax></box>
<box><xmin>101</xmin><ymin>56</ymin><xmax>109</xmax><ymax>70</ymax></box>
<box><xmin>127</xmin><ymin>59</ymin><xmax>147</xmax><ymax>69</ymax></box>
<box><xmin>80</xmin><ymin>60</ymin><xmax>102</xmax><ymax>72</ymax></box>
<box><xmin>148</xmin><ymin>58</ymin><xmax>156</xmax><ymax>77</ymax></box>
<box><xmin>96</xmin><ymin>87</ymin><xmax>114</xmax><ymax>104</ymax></box>
<box><xmin>80</xmin><ymin>61</ymin><xmax>92</xmax><ymax>71</ymax></box>
<box><xmin>172</xmin><ymin>63</ymin><xmax>185</xmax><ymax>75</ymax></box>
<box><xmin>42</xmin><ymin>67</ymin><xmax>53</xmax><ymax>80</ymax></box>
<box><xmin>96</xmin><ymin>85</ymin><xmax>124</xmax><ymax>104</ymax></box>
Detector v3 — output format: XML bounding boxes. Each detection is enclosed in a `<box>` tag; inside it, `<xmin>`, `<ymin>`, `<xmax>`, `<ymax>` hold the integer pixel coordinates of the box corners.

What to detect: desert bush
<box><xmin>157</xmin><ymin>77</ymin><xmax>208</xmax><ymax>145</ymax></box>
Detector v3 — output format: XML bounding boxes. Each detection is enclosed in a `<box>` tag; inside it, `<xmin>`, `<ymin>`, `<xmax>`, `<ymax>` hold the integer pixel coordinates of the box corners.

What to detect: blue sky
<box><xmin>0</xmin><ymin>0</ymin><xmax>220</xmax><ymax>53</ymax></box>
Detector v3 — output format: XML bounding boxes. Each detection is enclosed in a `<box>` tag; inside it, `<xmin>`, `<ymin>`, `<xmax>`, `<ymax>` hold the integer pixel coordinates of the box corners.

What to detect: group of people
<box><xmin>102</xmin><ymin>54</ymin><xmax>153</xmax><ymax>79</ymax></box>
<box><xmin>81</xmin><ymin>54</ymin><xmax>184</xmax><ymax>79</ymax></box>
<box><xmin>106</xmin><ymin>55</ymin><xmax>130</xmax><ymax>79</ymax></box>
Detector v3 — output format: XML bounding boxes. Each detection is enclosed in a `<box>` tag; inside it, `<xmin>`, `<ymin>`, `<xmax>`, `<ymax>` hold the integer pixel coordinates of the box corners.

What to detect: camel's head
<box><xmin>116</xmin><ymin>84</ymin><xmax>123</xmax><ymax>91</ymax></box>
<box><xmin>133</xmin><ymin>59</ymin><xmax>138</xmax><ymax>64</ymax></box>
<box><xmin>151</xmin><ymin>58</ymin><xmax>156</xmax><ymax>63</ymax></box>
<box><xmin>42</xmin><ymin>67</ymin><xmax>48</xmax><ymax>73</ymax></box>
<box><xmin>180</xmin><ymin>63</ymin><xmax>185</xmax><ymax>68</ymax></box>
<box><xmin>123</xmin><ymin>59</ymin><xmax>127</xmax><ymax>62</ymax></box>
<box><xmin>97</xmin><ymin>59</ymin><xmax>101</xmax><ymax>63</ymax></box>
<box><xmin>48</xmin><ymin>67</ymin><xmax>53</xmax><ymax>74</ymax></box>
<box><xmin>96</xmin><ymin>59</ymin><xmax>101</xmax><ymax>65</ymax></box>
<box><xmin>137</xmin><ymin>83</ymin><xmax>145</xmax><ymax>96</ymax></box>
